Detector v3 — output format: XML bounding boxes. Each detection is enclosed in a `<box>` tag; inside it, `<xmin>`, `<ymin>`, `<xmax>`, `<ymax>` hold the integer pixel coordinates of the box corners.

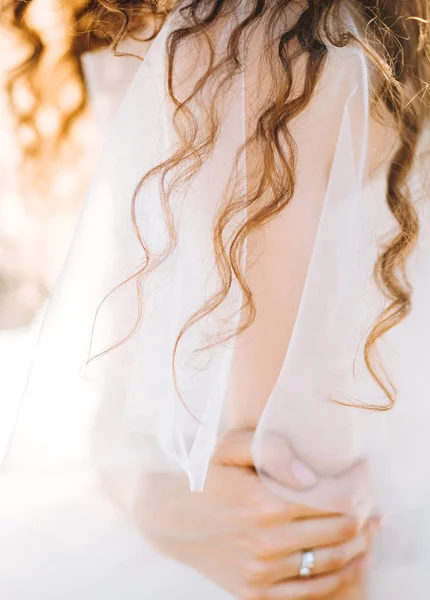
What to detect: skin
<box><xmin>102</xmin><ymin>11</ymin><xmax>390</xmax><ymax>598</ymax></box>
<box><xmin>117</xmin><ymin>36</ymin><xmax>388</xmax><ymax>595</ymax></box>
<box><xmin>130</xmin><ymin>429</ymin><xmax>381</xmax><ymax>600</ymax></box>
<box><xmin>115</xmin><ymin>55</ymin><xmax>385</xmax><ymax>595</ymax></box>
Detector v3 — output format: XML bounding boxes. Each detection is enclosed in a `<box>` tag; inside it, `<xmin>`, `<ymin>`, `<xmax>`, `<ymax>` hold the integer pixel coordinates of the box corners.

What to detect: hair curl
<box><xmin>5</xmin><ymin>0</ymin><xmax>430</xmax><ymax>410</ymax></box>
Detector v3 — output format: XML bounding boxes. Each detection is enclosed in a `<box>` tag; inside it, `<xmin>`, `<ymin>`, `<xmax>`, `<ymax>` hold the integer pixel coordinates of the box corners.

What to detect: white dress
<box><xmin>1</xmin><ymin>2</ymin><xmax>430</xmax><ymax>598</ymax></box>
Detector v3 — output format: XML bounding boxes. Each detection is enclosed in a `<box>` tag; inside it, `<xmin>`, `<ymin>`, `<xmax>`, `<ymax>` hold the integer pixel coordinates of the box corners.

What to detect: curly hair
<box><xmin>5</xmin><ymin>0</ymin><xmax>430</xmax><ymax>409</ymax></box>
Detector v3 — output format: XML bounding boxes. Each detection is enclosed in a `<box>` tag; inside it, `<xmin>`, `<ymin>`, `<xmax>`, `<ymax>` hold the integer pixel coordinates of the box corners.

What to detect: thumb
<box><xmin>212</xmin><ymin>428</ymin><xmax>255</xmax><ymax>468</ymax></box>
<box><xmin>253</xmin><ymin>432</ymin><xmax>318</xmax><ymax>491</ymax></box>
<box><xmin>213</xmin><ymin>429</ymin><xmax>317</xmax><ymax>491</ymax></box>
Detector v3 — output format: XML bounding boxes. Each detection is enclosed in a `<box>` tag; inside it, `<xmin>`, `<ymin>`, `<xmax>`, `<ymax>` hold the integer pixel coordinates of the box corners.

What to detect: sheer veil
<box><xmin>1</xmin><ymin>0</ymin><xmax>430</xmax><ymax>565</ymax></box>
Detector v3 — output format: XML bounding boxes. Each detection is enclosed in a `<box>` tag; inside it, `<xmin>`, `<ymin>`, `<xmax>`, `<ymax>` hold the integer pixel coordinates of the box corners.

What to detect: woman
<box><xmin>2</xmin><ymin>0</ymin><xmax>429</xmax><ymax>598</ymax></box>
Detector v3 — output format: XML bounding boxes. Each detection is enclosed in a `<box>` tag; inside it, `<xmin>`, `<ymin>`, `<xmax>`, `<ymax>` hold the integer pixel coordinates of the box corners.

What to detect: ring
<box><xmin>300</xmin><ymin>549</ymin><xmax>315</xmax><ymax>577</ymax></box>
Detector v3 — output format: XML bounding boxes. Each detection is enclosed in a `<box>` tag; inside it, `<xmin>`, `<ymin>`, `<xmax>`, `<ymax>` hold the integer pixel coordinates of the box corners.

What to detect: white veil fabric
<box><xmin>1</xmin><ymin>0</ymin><xmax>430</xmax><ymax>596</ymax></box>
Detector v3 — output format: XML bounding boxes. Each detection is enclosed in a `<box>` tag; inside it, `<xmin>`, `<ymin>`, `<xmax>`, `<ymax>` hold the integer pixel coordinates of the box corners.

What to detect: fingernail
<box><xmin>359</xmin><ymin>555</ymin><xmax>372</xmax><ymax>571</ymax></box>
<box><xmin>370</xmin><ymin>514</ymin><xmax>385</xmax><ymax>531</ymax></box>
<box><xmin>291</xmin><ymin>459</ymin><xmax>317</xmax><ymax>487</ymax></box>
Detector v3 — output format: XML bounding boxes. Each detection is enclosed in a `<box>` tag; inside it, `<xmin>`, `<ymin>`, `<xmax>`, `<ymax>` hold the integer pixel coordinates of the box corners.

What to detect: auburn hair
<box><xmin>5</xmin><ymin>0</ymin><xmax>430</xmax><ymax>408</ymax></box>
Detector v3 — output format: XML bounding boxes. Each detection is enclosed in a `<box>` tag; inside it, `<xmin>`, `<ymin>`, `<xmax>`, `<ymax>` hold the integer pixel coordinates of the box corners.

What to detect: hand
<box><xmin>131</xmin><ymin>429</ymin><xmax>381</xmax><ymax>600</ymax></box>
<box><xmin>251</xmin><ymin>428</ymin><xmax>373</xmax><ymax>522</ymax></box>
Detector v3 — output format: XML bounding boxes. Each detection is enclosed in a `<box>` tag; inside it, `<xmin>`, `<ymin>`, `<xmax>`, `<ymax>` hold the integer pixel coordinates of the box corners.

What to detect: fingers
<box><xmin>253</xmin><ymin>429</ymin><xmax>373</xmax><ymax>520</ymax></box>
<box><xmin>215</xmin><ymin>428</ymin><xmax>372</xmax><ymax>523</ymax></box>
<box><xmin>280</xmin><ymin>514</ymin><xmax>364</xmax><ymax>553</ymax></box>
<box><xmin>241</xmin><ymin>555</ymin><xmax>367</xmax><ymax>600</ymax></box>
<box><xmin>242</xmin><ymin>509</ymin><xmax>381</xmax><ymax>565</ymax></box>
<box><xmin>214</xmin><ymin>428</ymin><xmax>318</xmax><ymax>492</ymax></box>
<box><xmin>295</xmin><ymin>458</ymin><xmax>372</xmax><ymax>519</ymax></box>
<box><xmin>237</xmin><ymin>514</ymin><xmax>380</xmax><ymax>599</ymax></box>
<box><xmin>246</xmin><ymin>513</ymin><xmax>364</xmax><ymax>559</ymax></box>
<box><xmin>253</xmin><ymin>432</ymin><xmax>318</xmax><ymax>491</ymax></box>
<box><xmin>268</xmin><ymin>514</ymin><xmax>381</xmax><ymax>582</ymax></box>
<box><xmin>260</xmin><ymin>456</ymin><xmax>372</xmax><ymax>523</ymax></box>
